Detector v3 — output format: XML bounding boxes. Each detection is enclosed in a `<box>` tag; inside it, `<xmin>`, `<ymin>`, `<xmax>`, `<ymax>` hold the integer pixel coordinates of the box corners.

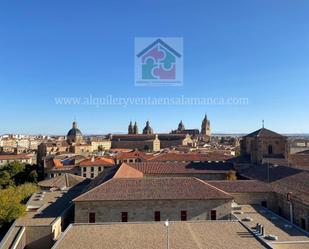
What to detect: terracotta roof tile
<box><xmin>74</xmin><ymin>177</ymin><xmax>232</xmax><ymax>202</ymax></box>
<box><xmin>207</xmin><ymin>180</ymin><xmax>272</xmax><ymax>193</ymax></box>
<box><xmin>79</xmin><ymin>157</ymin><xmax>115</xmax><ymax>167</ymax></box>
<box><xmin>125</xmin><ymin>162</ymin><xmax>233</xmax><ymax>174</ymax></box>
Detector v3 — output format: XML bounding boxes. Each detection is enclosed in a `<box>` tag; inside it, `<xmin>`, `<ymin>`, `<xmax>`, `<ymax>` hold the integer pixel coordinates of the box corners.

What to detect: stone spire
<box><xmin>178</xmin><ymin>120</ymin><xmax>185</xmax><ymax>131</ymax></box>
<box><xmin>128</xmin><ymin>121</ymin><xmax>133</xmax><ymax>134</ymax></box>
<box><xmin>133</xmin><ymin>122</ymin><xmax>139</xmax><ymax>134</ymax></box>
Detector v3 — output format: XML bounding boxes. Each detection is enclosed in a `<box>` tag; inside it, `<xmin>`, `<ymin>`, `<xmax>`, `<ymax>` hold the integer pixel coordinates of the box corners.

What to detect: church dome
<box><xmin>67</xmin><ymin>122</ymin><xmax>82</xmax><ymax>137</ymax></box>
<box><xmin>67</xmin><ymin>121</ymin><xmax>83</xmax><ymax>144</ymax></box>
<box><xmin>143</xmin><ymin>121</ymin><xmax>153</xmax><ymax>135</ymax></box>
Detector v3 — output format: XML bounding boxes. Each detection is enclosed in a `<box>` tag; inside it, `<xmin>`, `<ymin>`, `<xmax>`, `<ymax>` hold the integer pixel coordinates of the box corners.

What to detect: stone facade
<box><xmin>75</xmin><ymin>199</ymin><xmax>232</xmax><ymax>223</ymax></box>
<box><xmin>240</xmin><ymin>128</ymin><xmax>287</xmax><ymax>163</ymax></box>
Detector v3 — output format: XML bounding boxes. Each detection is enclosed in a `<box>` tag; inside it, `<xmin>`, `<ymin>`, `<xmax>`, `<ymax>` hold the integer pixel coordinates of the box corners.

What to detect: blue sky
<box><xmin>0</xmin><ymin>0</ymin><xmax>309</xmax><ymax>135</ymax></box>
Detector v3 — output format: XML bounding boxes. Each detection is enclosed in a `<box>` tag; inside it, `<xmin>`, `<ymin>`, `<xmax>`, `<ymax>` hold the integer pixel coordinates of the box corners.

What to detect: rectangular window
<box><xmin>83</xmin><ymin>173</ymin><xmax>86</xmax><ymax>177</ymax></box>
<box><xmin>98</xmin><ymin>167</ymin><xmax>102</xmax><ymax>171</ymax></box>
<box><xmin>91</xmin><ymin>173</ymin><xmax>94</xmax><ymax>178</ymax></box>
<box><xmin>89</xmin><ymin>213</ymin><xmax>96</xmax><ymax>223</ymax></box>
<box><xmin>301</xmin><ymin>218</ymin><xmax>306</xmax><ymax>230</ymax></box>
<box><xmin>91</xmin><ymin>167</ymin><xmax>94</xmax><ymax>172</ymax></box>
<box><xmin>83</xmin><ymin>167</ymin><xmax>87</xmax><ymax>172</ymax></box>
<box><xmin>154</xmin><ymin>211</ymin><xmax>160</xmax><ymax>221</ymax></box>
<box><xmin>211</xmin><ymin>210</ymin><xmax>217</xmax><ymax>220</ymax></box>
<box><xmin>181</xmin><ymin>211</ymin><xmax>187</xmax><ymax>221</ymax></box>
<box><xmin>122</xmin><ymin>212</ymin><xmax>128</xmax><ymax>222</ymax></box>
<box><xmin>278</xmin><ymin>206</ymin><xmax>282</xmax><ymax>216</ymax></box>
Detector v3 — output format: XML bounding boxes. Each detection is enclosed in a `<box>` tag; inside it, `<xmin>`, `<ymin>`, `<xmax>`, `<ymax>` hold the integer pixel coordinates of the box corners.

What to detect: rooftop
<box><xmin>52</xmin><ymin>221</ymin><xmax>265</xmax><ymax>249</ymax></box>
<box><xmin>121</xmin><ymin>161</ymin><xmax>234</xmax><ymax>175</ymax></box>
<box><xmin>38</xmin><ymin>173</ymin><xmax>88</xmax><ymax>190</ymax></box>
<box><xmin>207</xmin><ymin>180</ymin><xmax>273</xmax><ymax>193</ymax></box>
<box><xmin>148</xmin><ymin>152</ymin><xmax>233</xmax><ymax>162</ymax></box>
<box><xmin>78</xmin><ymin>157</ymin><xmax>115</xmax><ymax>166</ymax></box>
<box><xmin>74</xmin><ymin>177</ymin><xmax>232</xmax><ymax>202</ymax></box>
<box><xmin>233</xmin><ymin>205</ymin><xmax>309</xmax><ymax>249</ymax></box>
<box><xmin>244</xmin><ymin>128</ymin><xmax>285</xmax><ymax>138</ymax></box>
<box><xmin>15</xmin><ymin>184</ymin><xmax>86</xmax><ymax>226</ymax></box>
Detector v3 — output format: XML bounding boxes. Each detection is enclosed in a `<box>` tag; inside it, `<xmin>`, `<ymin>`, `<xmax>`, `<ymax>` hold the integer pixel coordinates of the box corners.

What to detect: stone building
<box><xmin>114</xmin><ymin>162</ymin><xmax>234</xmax><ymax>180</ymax></box>
<box><xmin>111</xmin><ymin>134</ymin><xmax>160</xmax><ymax>152</ymax></box>
<box><xmin>73</xmin><ymin>177</ymin><xmax>233</xmax><ymax>223</ymax></box>
<box><xmin>79</xmin><ymin>157</ymin><xmax>115</xmax><ymax>179</ymax></box>
<box><xmin>240</xmin><ymin>127</ymin><xmax>287</xmax><ymax>164</ymax></box>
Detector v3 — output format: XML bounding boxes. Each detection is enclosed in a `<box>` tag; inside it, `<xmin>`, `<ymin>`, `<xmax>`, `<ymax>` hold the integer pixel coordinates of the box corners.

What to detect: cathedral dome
<box><xmin>67</xmin><ymin>121</ymin><xmax>83</xmax><ymax>144</ymax></box>
<box><xmin>67</xmin><ymin>122</ymin><xmax>82</xmax><ymax>137</ymax></box>
<box><xmin>143</xmin><ymin>121</ymin><xmax>153</xmax><ymax>135</ymax></box>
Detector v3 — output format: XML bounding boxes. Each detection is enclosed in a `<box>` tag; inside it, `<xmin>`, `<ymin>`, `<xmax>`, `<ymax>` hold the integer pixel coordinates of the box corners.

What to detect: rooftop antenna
<box><xmin>262</xmin><ymin>120</ymin><xmax>265</xmax><ymax>128</ymax></box>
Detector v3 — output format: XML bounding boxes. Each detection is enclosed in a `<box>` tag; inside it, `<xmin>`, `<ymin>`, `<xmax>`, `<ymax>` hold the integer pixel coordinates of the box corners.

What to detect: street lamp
<box><xmin>165</xmin><ymin>219</ymin><xmax>169</xmax><ymax>249</ymax></box>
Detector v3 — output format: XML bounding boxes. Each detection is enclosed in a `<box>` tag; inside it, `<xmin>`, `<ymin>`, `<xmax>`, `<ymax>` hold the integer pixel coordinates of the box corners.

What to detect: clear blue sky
<box><xmin>0</xmin><ymin>0</ymin><xmax>308</xmax><ymax>135</ymax></box>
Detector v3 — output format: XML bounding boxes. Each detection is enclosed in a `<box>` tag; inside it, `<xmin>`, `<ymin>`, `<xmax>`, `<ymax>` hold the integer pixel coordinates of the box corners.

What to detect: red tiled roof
<box><xmin>125</xmin><ymin>162</ymin><xmax>233</xmax><ymax>174</ymax></box>
<box><xmin>0</xmin><ymin>154</ymin><xmax>31</xmax><ymax>160</ymax></box>
<box><xmin>79</xmin><ymin>157</ymin><xmax>115</xmax><ymax>167</ymax></box>
<box><xmin>115</xmin><ymin>151</ymin><xmax>153</xmax><ymax>161</ymax></box>
<box><xmin>240</xmin><ymin>165</ymin><xmax>309</xmax><ymax>205</ymax></box>
<box><xmin>148</xmin><ymin>152</ymin><xmax>233</xmax><ymax>162</ymax></box>
<box><xmin>53</xmin><ymin>159</ymin><xmax>63</xmax><ymax>168</ymax></box>
<box><xmin>207</xmin><ymin>180</ymin><xmax>272</xmax><ymax>193</ymax></box>
<box><xmin>74</xmin><ymin>177</ymin><xmax>232</xmax><ymax>202</ymax></box>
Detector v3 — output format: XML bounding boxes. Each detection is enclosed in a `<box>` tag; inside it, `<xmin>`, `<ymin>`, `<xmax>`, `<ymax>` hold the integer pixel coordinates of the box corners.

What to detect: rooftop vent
<box><xmin>265</xmin><ymin>234</ymin><xmax>278</xmax><ymax>241</ymax></box>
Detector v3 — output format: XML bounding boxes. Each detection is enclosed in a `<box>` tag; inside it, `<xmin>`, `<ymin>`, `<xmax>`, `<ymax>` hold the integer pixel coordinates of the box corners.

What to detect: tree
<box><xmin>27</xmin><ymin>170</ymin><xmax>38</xmax><ymax>183</ymax></box>
<box><xmin>0</xmin><ymin>171</ymin><xmax>14</xmax><ymax>189</ymax></box>
<box><xmin>0</xmin><ymin>188</ymin><xmax>26</xmax><ymax>225</ymax></box>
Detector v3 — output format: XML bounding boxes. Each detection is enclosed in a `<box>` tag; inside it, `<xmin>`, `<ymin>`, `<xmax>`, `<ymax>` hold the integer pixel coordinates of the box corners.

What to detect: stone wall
<box><xmin>75</xmin><ymin>199</ymin><xmax>232</xmax><ymax>223</ymax></box>
<box><xmin>230</xmin><ymin>192</ymin><xmax>277</xmax><ymax>210</ymax></box>
<box><xmin>276</xmin><ymin>194</ymin><xmax>309</xmax><ymax>231</ymax></box>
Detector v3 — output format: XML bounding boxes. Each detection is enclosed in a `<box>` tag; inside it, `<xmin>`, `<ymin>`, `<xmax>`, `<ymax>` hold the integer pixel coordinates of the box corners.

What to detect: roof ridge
<box><xmin>198</xmin><ymin>178</ymin><xmax>233</xmax><ymax>198</ymax></box>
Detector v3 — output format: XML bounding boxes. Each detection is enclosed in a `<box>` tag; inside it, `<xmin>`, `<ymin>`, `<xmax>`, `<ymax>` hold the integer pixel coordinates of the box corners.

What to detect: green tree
<box><xmin>27</xmin><ymin>170</ymin><xmax>38</xmax><ymax>183</ymax></box>
<box><xmin>0</xmin><ymin>188</ymin><xmax>26</xmax><ymax>225</ymax></box>
<box><xmin>0</xmin><ymin>171</ymin><xmax>14</xmax><ymax>188</ymax></box>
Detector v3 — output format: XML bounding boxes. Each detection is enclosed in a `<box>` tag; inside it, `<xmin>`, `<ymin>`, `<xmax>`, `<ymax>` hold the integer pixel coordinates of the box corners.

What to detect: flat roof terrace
<box><xmin>233</xmin><ymin>205</ymin><xmax>309</xmax><ymax>249</ymax></box>
<box><xmin>52</xmin><ymin>220</ymin><xmax>265</xmax><ymax>249</ymax></box>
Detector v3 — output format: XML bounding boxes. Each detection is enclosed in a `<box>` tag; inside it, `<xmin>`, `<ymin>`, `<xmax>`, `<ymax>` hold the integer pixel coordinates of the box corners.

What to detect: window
<box><xmin>261</xmin><ymin>201</ymin><xmax>267</xmax><ymax>208</ymax></box>
<box><xmin>154</xmin><ymin>211</ymin><xmax>160</xmax><ymax>221</ymax></box>
<box><xmin>278</xmin><ymin>206</ymin><xmax>282</xmax><ymax>216</ymax></box>
<box><xmin>91</xmin><ymin>167</ymin><xmax>94</xmax><ymax>172</ymax></box>
<box><xmin>301</xmin><ymin>218</ymin><xmax>306</xmax><ymax>230</ymax></box>
<box><xmin>51</xmin><ymin>173</ymin><xmax>54</xmax><ymax>178</ymax></box>
<box><xmin>91</xmin><ymin>173</ymin><xmax>94</xmax><ymax>178</ymax></box>
<box><xmin>83</xmin><ymin>173</ymin><xmax>86</xmax><ymax>177</ymax></box>
<box><xmin>98</xmin><ymin>167</ymin><xmax>102</xmax><ymax>171</ymax></box>
<box><xmin>181</xmin><ymin>211</ymin><xmax>187</xmax><ymax>221</ymax></box>
<box><xmin>210</xmin><ymin>210</ymin><xmax>217</xmax><ymax>220</ymax></box>
<box><xmin>89</xmin><ymin>213</ymin><xmax>96</xmax><ymax>223</ymax></box>
<box><xmin>122</xmin><ymin>212</ymin><xmax>128</xmax><ymax>222</ymax></box>
<box><xmin>83</xmin><ymin>167</ymin><xmax>86</xmax><ymax>172</ymax></box>
<box><xmin>268</xmin><ymin>145</ymin><xmax>273</xmax><ymax>154</ymax></box>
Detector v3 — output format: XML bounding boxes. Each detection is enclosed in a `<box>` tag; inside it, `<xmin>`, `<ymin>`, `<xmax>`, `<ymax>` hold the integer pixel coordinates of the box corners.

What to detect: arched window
<box><xmin>268</xmin><ymin>145</ymin><xmax>273</xmax><ymax>154</ymax></box>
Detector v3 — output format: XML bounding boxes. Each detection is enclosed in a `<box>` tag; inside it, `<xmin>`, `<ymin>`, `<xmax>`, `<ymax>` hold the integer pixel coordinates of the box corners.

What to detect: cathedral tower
<box><xmin>201</xmin><ymin>114</ymin><xmax>211</xmax><ymax>141</ymax></box>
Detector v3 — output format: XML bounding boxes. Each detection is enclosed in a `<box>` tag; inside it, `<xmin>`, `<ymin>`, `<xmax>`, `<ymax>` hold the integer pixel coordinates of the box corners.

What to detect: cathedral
<box><xmin>171</xmin><ymin>114</ymin><xmax>211</xmax><ymax>141</ymax></box>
